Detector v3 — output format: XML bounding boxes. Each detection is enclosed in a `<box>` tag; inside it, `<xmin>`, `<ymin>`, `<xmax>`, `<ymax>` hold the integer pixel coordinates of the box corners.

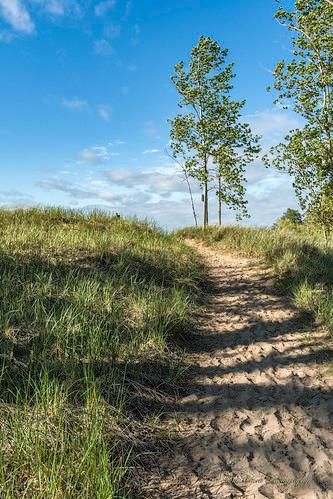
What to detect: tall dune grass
<box><xmin>177</xmin><ymin>225</ymin><xmax>333</xmax><ymax>335</ymax></box>
<box><xmin>0</xmin><ymin>208</ymin><xmax>203</xmax><ymax>497</ymax></box>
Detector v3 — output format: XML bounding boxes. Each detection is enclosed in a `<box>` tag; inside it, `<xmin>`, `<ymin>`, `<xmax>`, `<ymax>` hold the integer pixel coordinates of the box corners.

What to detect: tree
<box><xmin>169</xmin><ymin>36</ymin><xmax>260</xmax><ymax>229</ymax></box>
<box><xmin>266</xmin><ymin>0</ymin><xmax>333</xmax><ymax>238</ymax></box>
<box><xmin>276</xmin><ymin>207</ymin><xmax>303</xmax><ymax>226</ymax></box>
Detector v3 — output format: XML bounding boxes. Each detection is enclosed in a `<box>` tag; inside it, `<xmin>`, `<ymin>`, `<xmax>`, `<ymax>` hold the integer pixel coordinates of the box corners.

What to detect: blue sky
<box><xmin>0</xmin><ymin>0</ymin><xmax>300</xmax><ymax>229</ymax></box>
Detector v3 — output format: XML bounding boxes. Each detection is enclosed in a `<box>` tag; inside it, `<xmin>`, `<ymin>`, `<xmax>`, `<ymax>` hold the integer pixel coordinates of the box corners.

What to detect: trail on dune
<box><xmin>144</xmin><ymin>240</ymin><xmax>333</xmax><ymax>499</ymax></box>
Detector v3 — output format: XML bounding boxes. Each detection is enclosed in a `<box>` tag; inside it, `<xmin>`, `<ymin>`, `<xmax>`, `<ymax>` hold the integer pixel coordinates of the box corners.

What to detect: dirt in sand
<box><xmin>143</xmin><ymin>240</ymin><xmax>333</xmax><ymax>499</ymax></box>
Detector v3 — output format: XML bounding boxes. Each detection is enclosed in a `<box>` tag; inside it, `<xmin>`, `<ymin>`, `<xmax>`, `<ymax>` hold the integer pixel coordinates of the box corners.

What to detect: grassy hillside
<box><xmin>0</xmin><ymin>208</ymin><xmax>203</xmax><ymax>498</ymax></box>
<box><xmin>178</xmin><ymin>225</ymin><xmax>333</xmax><ymax>336</ymax></box>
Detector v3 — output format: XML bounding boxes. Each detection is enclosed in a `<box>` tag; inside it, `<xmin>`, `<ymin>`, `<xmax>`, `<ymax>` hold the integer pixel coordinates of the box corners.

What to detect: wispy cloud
<box><xmin>94</xmin><ymin>0</ymin><xmax>116</xmax><ymax>17</ymax></box>
<box><xmin>61</xmin><ymin>98</ymin><xmax>89</xmax><ymax>111</ymax></box>
<box><xmin>43</xmin><ymin>0</ymin><xmax>66</xmax><ymax>15</ymax></box>
<box><xmin>0</xmin><ymin>0</ymin><xmax>83</xmax><ymax>39</ymax></box>
<box><xmin>79</xmin><ymin>149</ymin><xmax>103</xmax><ymax>165</ymax></box>
<box><xmin>78</xmin><ymin>144</ymin><xmax>119</xmax><ymax>164</ymax></box>
<box><xmin>94</xmin><ymin>39</ymin><xmax>113</xmax><ymax>56</ymax></box>
<box><xmin>37</xmin><ymin>178</ymin><xmax>149</xmax><ymax>206</ymax></box>
<box><xmin>61</xmin><ymin>99</ymin><xmax>113</xmax><ymax>123</ymax></box>
<box><xmin>142</xmin><ymin>149</ymin><xmax>160</xmax><ymax>154</ymax></box>
<box><xmin>98</xmin><ymin>105</ymin><xmax>111</xmax><ymax>122</ymax></box>
<box><xmin>0</xmin><ymin>189</ymin><xmax>34</xmax><ymax>206</ymax></box>
<box><xmin>247</xmin><ymin>170</ymin><xmax>292</xmax><ymax>201</ymax></box>
<box><xmin>38</xmin><ymin>179</ymin><xmax>98</xmax><ymax>199</ymax></box>
<box><xmin>245</xmin><ymin>109</ymin><xmax>302</xmax><ymax>140</ymax></box>
<box><xmin>31</xmin><ymin>0</ymin><xmax>82</xmax><ymax>17</ymax></box>
<box><xmin>0</xmin><ymin>0</ymin><xmax>34</xmax><ymax>33</ymax></box>
<box><xmin>36</xmin><ymin>155</ymin><xmax>297</xmax><ymax>229</ymax></box>
<box><xmin>104</xmin><ymin>166</ymin><xmax>199</xmax><ymax>195</ymax></box>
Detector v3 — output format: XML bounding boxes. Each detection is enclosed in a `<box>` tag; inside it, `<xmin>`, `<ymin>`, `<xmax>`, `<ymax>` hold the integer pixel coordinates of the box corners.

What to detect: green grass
<box><xmin>0</xmin><ymin>208</ymin><xmax>203</xmax><ymax>498</ymax></box>
<box><xmin>177</xmin><ymin>224</ymin><xmax>333</xmax><ymax>335</ymax></box>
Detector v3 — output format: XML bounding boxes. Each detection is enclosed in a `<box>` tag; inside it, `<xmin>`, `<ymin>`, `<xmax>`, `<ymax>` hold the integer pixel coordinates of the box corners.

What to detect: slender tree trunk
<box><xmin>203</xmin><ymin>154</ymin><xmax>209</xmax><ymax>229</ymax></box>
<box><xmin>199</xmin><ymin>94</ymin><xmax>209</xmax><ymax>229</ymax></box>
<box><xmin>218</xmin><ymin>175</ymin><xmax>222</xmax><ymax>226</ymax></box>
<box><xmin>203</xmin><ymin>181</ymin><xmax>208</xmax><ymax>228</ymax></box>
<box><xmin>184</xmin><ymin>171</ymin><xmax>198</xmax><ymax>227</ymax></box>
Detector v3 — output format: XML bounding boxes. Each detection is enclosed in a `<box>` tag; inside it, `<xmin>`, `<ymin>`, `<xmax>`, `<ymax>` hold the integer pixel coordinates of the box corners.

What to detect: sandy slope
<box><xmin>143</xmin><ymin>240</ymin><xmax>333</xmax><ymax>498</ymax></box>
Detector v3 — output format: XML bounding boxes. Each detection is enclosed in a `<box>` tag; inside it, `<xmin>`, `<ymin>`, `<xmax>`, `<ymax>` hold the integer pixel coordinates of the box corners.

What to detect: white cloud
<box><xmin>62</xmin><ymin>100</ymin><xmax>112</xmax><ymax>122</ymax></box>
<box><xmin>30</xmin><ymin>0</ymin><xmax>82</xmax><ymax>16</ymax></box>
<box><xmin>78</xmin><ymin>143</ymin><xmax>119</xmax><ymax>164</ymax></box>
<box><xmin>44</xmin><ymin>0</ymin><xmax>65</xmax><ymax>15</ymax></box>
<box><xmin>33</xmin><ymin>105</ymin><xmax>301</xmax><ymax>229</ymax></box>
<box><xmin>94</xmin><ymin>39</ymin><xmax>113</xmax><ymax>56</ymax></box>
<box><xmin>0</xmin><ymin>1</ymin><xmax>83</xmax><ymax>39</ymax></box>
<box><xmin>38</xmin><ymin>179</ymin><xmax>98</xmax><ymax>199</ymax></box>
<box><xmin>98</xmin><ymin>105</ymin><xmax>111</xmax><ymax>122</ymax></box>
<box><xmin>247</xmin><ymin>171</ymin><xmax>292</xmax><ymax>201</ymax></box>
<box><xmin>142</xmin><ymin>149</ymin><xmax>160</xmax><ymax>154</ymax></box>
<box><xmin>79</xmin><ymin>149</ymin><xmax>103</xmax><ymax>165</ymax></box>
<box><xmin>61</xmin><ymin>98</ymin><xmax>88</xmax><ymax>111</ymax></box>
<box><xmin>95</xmin><ymin>0</ymin><xmax>116</xmax><ymax>17</ymax></box>
<box><xmin>35</xmin><ymin>155</ymin><xmax>299</xmax><ymax>230</ymax></box>
<box><xmin>104</xmin><ymin>166</ymin><xmax>199</xmax><ymax>195</ymax></box>
<box><xmin>35</xmin><ymin>0</ymin><xmax>66</xmax><ymax>15</ymax></box>
<box><xmin>0</xmin><ymin>189</ymin><xmax>34</xmax><ymax>207</ymax></box>
<box><xmin>37</xmin><ymin>178</ymin><xmax>150</xmax><ymax>207</ymax></box>
<box><xmin>245</xmin><ymin>109</ymin><xmax>302</xmax><ymax>139</ymax></box>
<box><xmin>0</xmin><ymin>0</ymin><xmax>34</xmax><ymax>33</ymax></box>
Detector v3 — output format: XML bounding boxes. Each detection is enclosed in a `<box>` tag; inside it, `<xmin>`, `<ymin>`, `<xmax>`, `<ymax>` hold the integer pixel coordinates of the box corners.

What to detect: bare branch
<box><xmin>165</xmin><ymin>147</ymin><xmax>198</xmax><ymax>226</ymax></box>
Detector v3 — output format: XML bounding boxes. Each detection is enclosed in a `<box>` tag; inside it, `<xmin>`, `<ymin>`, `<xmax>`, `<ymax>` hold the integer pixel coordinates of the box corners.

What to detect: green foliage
<box><xmin>276</xmin><ymin>208</ymin><xmax>303</xmax><ymax>227</ymax></box>
<box><xmin>177</xmin><ymin>224</ymin><xmax>333</xmax><ymax>335</ymax></box>
<box><xmin>0</xmin><ymin>208</ymin><xmax>203</xmax><ymax>497</ymax></box>
<box><xmin>265</xmin><ymin>0</ymin><xmax>333</xmax><ymax>234</ymax></box>
<box><xmin>306</xmin><ymin>188</ymin><xmax>333</xmax><ymax>241</ymax></box>
<box><xmin>169</xmin><ymin>36</ymin><xmax>260</xmax><ymax>227</ymax></box>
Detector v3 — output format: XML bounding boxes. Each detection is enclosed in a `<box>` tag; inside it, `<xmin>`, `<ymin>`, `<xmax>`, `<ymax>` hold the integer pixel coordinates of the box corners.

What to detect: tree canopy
<box><xmin>266</xmin><ymin>0</ymin><xmax>333</xmax><ymax>237</ymax></box>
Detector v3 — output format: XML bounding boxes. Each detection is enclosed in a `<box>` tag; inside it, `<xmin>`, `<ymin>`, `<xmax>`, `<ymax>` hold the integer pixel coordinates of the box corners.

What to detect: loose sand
<box><xmin>144</xmin><ymin>240</ymin><xmax>333</xmax><ymax>498</ymax></box>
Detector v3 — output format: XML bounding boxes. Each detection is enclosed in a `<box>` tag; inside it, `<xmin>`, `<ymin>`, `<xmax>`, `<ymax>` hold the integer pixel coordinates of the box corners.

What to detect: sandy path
<box><xmin>144</xmin><ymin>240</ymin><xmax>333</xmax><ymax>498</ymax></box>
